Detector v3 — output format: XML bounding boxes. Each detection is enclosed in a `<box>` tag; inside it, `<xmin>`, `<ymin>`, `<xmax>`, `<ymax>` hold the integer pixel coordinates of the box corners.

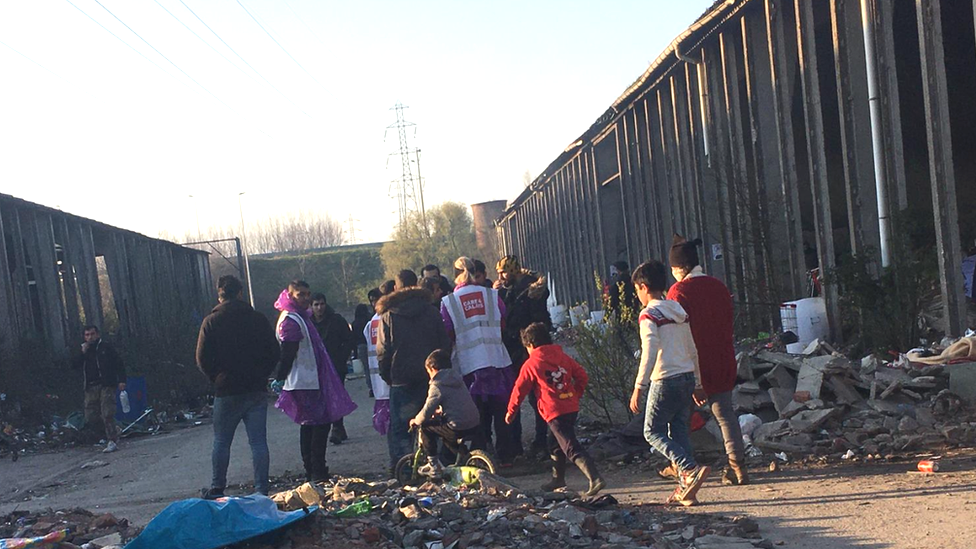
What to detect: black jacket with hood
<box><xmin>311</xmin><ymin>305</ymin><xmax>355</xmax><ymax>378</ymax></box>
<box><xmin>375</xmin><ymin>287</ymin><xmax>451</xmax><ymax>388</ymax></box>
<box><xmin>72</xmin><ymin>339</ymin><xmax>126</xmax><ymax>388</ymax></box>
<box><xmin>499</xmin><ymin>270</ymin><xmax>552</xmax><ymax>362</ymax></box>
<box><xmin>195</xmin><ymin>298</ymin><xmax>280</xmax><ymax>397</ymax></box>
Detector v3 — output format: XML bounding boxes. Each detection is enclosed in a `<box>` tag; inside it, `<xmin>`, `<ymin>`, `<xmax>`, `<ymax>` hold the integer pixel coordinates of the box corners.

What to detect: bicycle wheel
<box><xmin>464</xmin><ymin>450</ymin><xmax>496</xmax><ymax>475</ymax></box>
<box><xmin>394</xmin><ymin>453</ymin><xmax>420</xmax><ymax>486</ymax></box>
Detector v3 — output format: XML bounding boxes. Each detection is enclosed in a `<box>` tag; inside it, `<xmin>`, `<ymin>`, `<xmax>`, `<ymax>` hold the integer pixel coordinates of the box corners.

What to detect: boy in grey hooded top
<box><xmin>409</xmin><ymin>349</ymin><xmax>484</xmax><ymax>474</ymax></box>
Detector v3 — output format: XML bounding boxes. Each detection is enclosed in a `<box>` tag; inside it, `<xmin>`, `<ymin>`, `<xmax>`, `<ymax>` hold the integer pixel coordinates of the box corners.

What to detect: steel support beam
<box><xmin>916</xmin><ymin>0</ymin><xmax>967</xmax><ymax>336</ymax></box>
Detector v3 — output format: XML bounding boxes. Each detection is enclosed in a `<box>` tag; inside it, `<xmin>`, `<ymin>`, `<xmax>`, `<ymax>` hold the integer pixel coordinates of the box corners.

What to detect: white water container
<box><xmin>780</xmin><ymin>297</ymin><xmax>829</xmax><ymax>354</ymax></box>
<box><xmin>569</xmin><ymin>304</ymin><xmax>590</xmax><ymax>327</ymax></box>
<box><xmin>550</xmin><ymin>305</ymin><xmax>569</xmax><ymax>328</ymax></box>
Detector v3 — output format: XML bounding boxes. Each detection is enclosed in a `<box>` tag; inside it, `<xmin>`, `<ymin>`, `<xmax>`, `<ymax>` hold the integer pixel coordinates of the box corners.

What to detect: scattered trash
<box><xmin>80</xmin><ymin>459</ymin><xmax>109</xmax><ymax>470</ymax></box>
<box><xmin>841</xmin><ymin>449</ymin><xmax>856</xmax><ymax>460</ymax></box>
<box><xmin>917</xmin><ymin>459</ymin><xmax>940</xmax><ymax>473</ymax></box>
<box><xmin>0</xmin><ymin>528</ymin><xmax>67</xmax><ymax>549</ymax></box>
<box><xmin>334</xmin><ymin>499</ymin><xmax>372</xmax><ymax>518</ymax></box>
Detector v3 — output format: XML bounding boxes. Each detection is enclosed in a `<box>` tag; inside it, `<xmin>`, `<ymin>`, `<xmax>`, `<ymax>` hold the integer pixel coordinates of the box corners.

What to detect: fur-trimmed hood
<box><xmin>506</xmin><ymin>270</ymin><xmax>548</xmax><ymax>301</ymax></box>
<box><xmin>375</xmin><ymin>287</ymin><xmax>435</xmax><ymax>316</ymax></box>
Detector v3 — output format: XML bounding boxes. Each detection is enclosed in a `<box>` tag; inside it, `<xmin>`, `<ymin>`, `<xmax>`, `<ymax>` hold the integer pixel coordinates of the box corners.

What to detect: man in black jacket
<box><xmin>196</xmin><ymin>275</ymin><xmax>280</xmax><ymax>499</ymax></box>
<box><xmin>309</xmin><ymin>292</ymin><xmax>355</xmax><ymax>444</ymax></box>
<box><xmin>494</xmin><ymin>255</ymin><xmax>552</xmax><ymax>457</ymax></box>
<box><xmin>71</xmin><ymin>325</ymin><xmax>126</xmax><ymax>453</ymax></box>
<box><xmin>376</xmin><ymin>269</ymin><xmax>451</xmax><ymax>471</ymax></box>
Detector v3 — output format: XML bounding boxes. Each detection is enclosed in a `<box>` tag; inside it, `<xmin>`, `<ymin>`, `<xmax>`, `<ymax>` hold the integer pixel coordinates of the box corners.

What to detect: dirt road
<box><xmin>3</xmin><ymin>379</ymin><xmax>975</xmax><ymax>548</ymax></box>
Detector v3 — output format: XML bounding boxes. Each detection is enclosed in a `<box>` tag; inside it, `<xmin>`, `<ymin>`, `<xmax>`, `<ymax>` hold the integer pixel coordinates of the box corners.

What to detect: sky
<box><xmin>0</xmin><ymin>0</ymin><xmax>712</xmax><ymax>245</ymax></box>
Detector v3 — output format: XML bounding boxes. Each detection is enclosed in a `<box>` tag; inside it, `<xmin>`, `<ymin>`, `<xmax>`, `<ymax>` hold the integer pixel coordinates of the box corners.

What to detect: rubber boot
<box><xmin>728</xmin><ymin>458</ymin><xmax>750</xmax><ymax>485</ymax></box>
<box><xmin>574</xmin><ymin>455</ymin><xmax>606</xmax><ymax>498</ymax></box>
<box><xmin>540</xmin><ymin>453</ymin><xmax>567</xmax><ymax>491</ymax></box>
<box><xmin>330</xmin><ymin>420</ymin><xmax>348</xmax><ymax>444</ymax></box>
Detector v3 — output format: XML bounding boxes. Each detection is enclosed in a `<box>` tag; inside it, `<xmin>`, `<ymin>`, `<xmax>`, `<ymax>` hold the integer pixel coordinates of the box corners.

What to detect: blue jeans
<box><xmin>388</xmin><ymin>384</ymin><xmax>428</xmax><ymax>470</ymax></box>
<box><xmin>643</xmin><ymin>373</ymin><xmax>697</xmax><ymax>472</ymax></box>
<box><xmin>212</xmin><ymin>392</ymin><xmax>270</xmax><ymax>494</ymax></box>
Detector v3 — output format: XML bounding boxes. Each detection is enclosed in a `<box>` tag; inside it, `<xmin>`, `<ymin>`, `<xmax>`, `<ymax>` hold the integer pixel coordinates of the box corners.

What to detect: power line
<box><xmin>235</xmin><ymin>0</ymin><xmax>323</xmax><ymax>87</ymax></box>
<box><xmin>284</xmin><ymin>1</ymin><xmax>325</xmax><ymax>47</ymax></box>
<box><xmin>63</xmin><ymin>0</ymin><xmax>183</xmax><ymax>85</ymax></box>
<box><xmin>152</xmin><ymin>0</ymin><xmax>253</xmax><ymax>81</ymax></box>
<box><xmin>90</xmin><ymin>0</ymin><xmax>239</xmax><ymax>116</ymax></box>
<box><xmin>177</xmin><ymin>0</ymin><xmax>313</xmax><ymax>118</ymax></box>
<box><xmin>0</xmin><ymin>40</ymin><xmax>63</xmax><ymax>80</ymax></box>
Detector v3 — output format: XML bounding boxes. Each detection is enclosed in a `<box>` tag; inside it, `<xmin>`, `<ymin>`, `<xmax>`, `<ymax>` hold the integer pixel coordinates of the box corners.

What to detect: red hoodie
<box><xmin>507</xmin><ymin>344</ymin><xmax>588</xmax><ymax>423</ymax></box>
<box><xmin>666</xmin><ymin>268</ymin><xmax>737</xmax><ymax>395</ymax></box>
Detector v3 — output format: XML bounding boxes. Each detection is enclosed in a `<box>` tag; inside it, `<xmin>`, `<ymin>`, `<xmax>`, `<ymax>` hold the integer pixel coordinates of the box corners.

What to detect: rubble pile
<box><xmin>0</xmin><ymin>508</ymin><xmax>137</xmax><ymax>549</ymax></box>
<box><xmin>250</xmin><ymin>473</ymin><xmax>769</xmax><ymax>549</ymax></box>
<box><xmin>734</xmin><ymin>340</ymin><xmax>976</xmax><ymax>461</ymax></box>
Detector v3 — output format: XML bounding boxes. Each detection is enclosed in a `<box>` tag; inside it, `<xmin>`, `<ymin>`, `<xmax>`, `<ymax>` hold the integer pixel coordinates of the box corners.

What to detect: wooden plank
<box><xmin>54</xmin><ymin>216</ymin><xmax>82</xmax><ymax>341</ymax></box>
<box><xmin>866</xmin><ymin>0</ymin><xmax>907</xmax><ymax>211</ymax></box>
<box><xmin>652</xmin><ymin>91</ymin><xmax>678</xmax><ymax>248</ymax></box>
<box><xmin>659</xmin><ymin>83</ymin><xmax>686</xmax><ymax>236</ymax></box>
<box><xmin>0</xmin><ymin>204</ymin><xmax>15</xmax><ymax>346</ymax></box>
<box><xmin>915</xmin><ymin>0</ymin><xmax>967</xmax><ymax>336</ymax></box>
<box><xmin>641</xmin><ymin>97</ymin><xmax>668</xmax><ymax>261</ymax></box>
<box><xmin>632</xmin><ymin>101</ymin><xmax>661</xmax><ymax>263</ymax></box>
<box><xmin>73</xmin><ymin>223</ymin><xmax>104</xmax><ymax>328</ymax></box>
<box><xmin>3</xmin><ymin>206</ymin><xmax>35</xmax><ymax>335</ymax></box>
<box><xmin>795</xmin><ymin>0</ymin><xmax>842</xmax><ymax>341</ymax></box>
<box><xmin>587</xmin><ymin>148</ymin><xmax>609</xmax><ymax>280</ymax></box>
<box><xmin>741</xmin><ymin>14</ymin><xmax>783</xmax><ymax>316</ymax></box>
<box><xmin>720</xmin><ymin>31</ymin><xmax>758</xmax><ymax>309</ymax></box>
<box><xmin>703</xmin><ymin>44</ymin><xmax>739</xmax><ymax>297</ymax></box>
<box><xmin>764</xmin><ymin>0</ymin><xmax>807</xmax><ymax>298</ymax></box>
<box><xmin>27</xmin><ymin>210</ymin><xmax>67</xmax><ymax>348</ymax></box>
<box><xmin>673</xmin><ymin>70</ymin><xmax>702</xmax><ymax>242</ymax></box>
<box><xmin>683</xmin><ymin>63</ymin><xmax>711</xmax><ymax>270</ymax></box>
<box><xmin>831</xmin><ymin>0</ymin><xmax>881</xmax><ymax>263</ymax></box>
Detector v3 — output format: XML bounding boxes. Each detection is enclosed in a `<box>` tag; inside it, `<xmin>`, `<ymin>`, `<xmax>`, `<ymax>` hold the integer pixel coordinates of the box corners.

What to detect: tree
<box><xmin>380</xmin><ymin>201</ymin><xmax>479</xmax><ymax>279</ymax></box>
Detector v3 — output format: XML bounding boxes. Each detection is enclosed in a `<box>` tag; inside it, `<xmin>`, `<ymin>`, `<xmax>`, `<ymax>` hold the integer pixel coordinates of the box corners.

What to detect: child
<box><xmin>408</xmin><ymin>349</ymin><xmax>483</xmax><ymax>476</ymax></box>
<box><xmin>628</xmin><ymin>260</ymin><xmax>710</xmax><ymax>506</ymax></box>
<box><xmin>668</xmin><ymin>235</ymin><xmax>748</xmax><ymax>485</ymax></box>
<box><xmin>505</xmin><ymin>322</ymin><xmax>605</xmax><ymax>497</ymax></box>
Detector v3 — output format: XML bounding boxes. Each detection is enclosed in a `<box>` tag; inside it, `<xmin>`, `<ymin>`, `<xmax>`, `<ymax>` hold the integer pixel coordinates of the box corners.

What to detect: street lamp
<box><xmin>238</xmin><ymin>192</ymin><xmax>255</xmax><ymax>306</ymax></box>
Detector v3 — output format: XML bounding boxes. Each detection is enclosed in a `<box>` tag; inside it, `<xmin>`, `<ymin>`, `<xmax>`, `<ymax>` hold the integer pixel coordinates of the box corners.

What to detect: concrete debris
<box><xmin>736</xmin><ymin>342</ymin><xmax>976</xmax><ymax>463</ymax></box>
<box><xmin>1</xmin><ymin>509</ymin><xmax>134</xmax><ymax>547</ymax></box>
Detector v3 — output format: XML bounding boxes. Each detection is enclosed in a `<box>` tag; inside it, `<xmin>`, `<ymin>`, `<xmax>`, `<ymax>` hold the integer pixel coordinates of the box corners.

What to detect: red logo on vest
<box><xmin>459</xmin><ymin>292</ymin><xmax>486</xmax><ymax>318</ymax></box>
<box><xmin>369</xmin><ymin>319</ymin><xmax>379</xmax><ymax>345</ymax></box>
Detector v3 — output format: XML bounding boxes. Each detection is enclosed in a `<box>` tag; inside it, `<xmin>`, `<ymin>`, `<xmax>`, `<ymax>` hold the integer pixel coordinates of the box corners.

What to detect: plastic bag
<box><xmin>334</xmin><ymin>499</ymin><xmax>372</xmax><ymax>518</ymax></box>
<box><xmin>738</xmin><ymin>413</ymin><xmax>763</xmax><ymax>446</ymax></box>
<box><xmin>372</xmin><ymin>400</ymin><xmax>390</xmax><ymax>435</ymax></box>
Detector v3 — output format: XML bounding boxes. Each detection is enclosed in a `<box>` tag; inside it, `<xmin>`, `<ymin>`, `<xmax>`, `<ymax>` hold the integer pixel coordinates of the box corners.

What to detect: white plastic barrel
<box><xmin>780</xmin><ymin>297</ymin><xmax>829</xmax><ymax>354</ymax></box>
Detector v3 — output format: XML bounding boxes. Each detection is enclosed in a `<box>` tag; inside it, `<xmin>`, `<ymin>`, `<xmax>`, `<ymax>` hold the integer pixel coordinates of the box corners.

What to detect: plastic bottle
<box><xmin>119</xmin><ymin>390</ymin><xmax>131</xmax><ymax>414</ymax></box>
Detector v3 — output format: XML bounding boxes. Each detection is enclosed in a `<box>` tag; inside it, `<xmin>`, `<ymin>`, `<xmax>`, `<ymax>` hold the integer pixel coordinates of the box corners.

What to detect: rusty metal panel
<box><xmin>795</xmin><ymin>0</ymin><xmax>842</xmax><ymax>341</ymax></box>
<box><xmin>916</xmin><ymin>0</ymin><xmax>967</xmax><ymax>335</ymax></box>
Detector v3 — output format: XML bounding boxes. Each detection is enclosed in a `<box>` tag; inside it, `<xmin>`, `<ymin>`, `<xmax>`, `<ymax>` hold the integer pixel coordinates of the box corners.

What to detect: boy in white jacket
<box><xmin>628</xmin><ymin>260</ymin><xmax>710</xmax><ymax>505</ymax></box>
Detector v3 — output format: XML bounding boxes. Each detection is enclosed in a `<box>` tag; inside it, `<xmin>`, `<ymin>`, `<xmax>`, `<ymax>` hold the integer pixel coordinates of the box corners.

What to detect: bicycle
<box><xmin>394</xmin><ymin>423</ymin><xmax>496</xmax><ymax>485</ymax></box>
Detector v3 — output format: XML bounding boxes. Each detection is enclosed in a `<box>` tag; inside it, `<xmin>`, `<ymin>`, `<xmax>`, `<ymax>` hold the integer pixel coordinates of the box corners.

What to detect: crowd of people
<box><xmin>73</xmin><ymin>235</ymin><xmax>744</xmax><ymax>507</ymax></box>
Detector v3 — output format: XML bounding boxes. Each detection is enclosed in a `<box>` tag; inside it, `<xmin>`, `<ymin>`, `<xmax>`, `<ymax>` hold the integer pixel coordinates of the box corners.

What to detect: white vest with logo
<box><xmin>364</xmin><ymin>313</ymin><xmax>390</xmax><ymax>400</ymax></box>
<box><xmin>276</xmin><ymin>312</ymin><xmax>319</xmax><ymax>391</ymax></box>
<box><xmin>443</xmin><ymin>285</ymin><xmax>512</xmax><ymax>376</ymax></box>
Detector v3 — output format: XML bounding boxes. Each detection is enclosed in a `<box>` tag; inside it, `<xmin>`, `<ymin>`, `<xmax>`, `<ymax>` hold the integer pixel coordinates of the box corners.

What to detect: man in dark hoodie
<box><xmin>376</xmin><ymin>269</ymin><xmax>452</xmax><ymax>472</ymax></box>
<box><xmin>71</xmin><ymin>325</ymin><xmax>126</xmax><ymax>453</ymax></box>
<box><xmin>494</xmin><ymin>255</ymin><xmax>552</xmax><ymax>457</ymax></box>
<box><xmin>309</xmin><ymin>292</ymin><xmax>356</xmax><ymax>444</ymax></box>
<box><xmin>196</xmin><ymin>275</ymin><xmax>281</xmax><ymax>498</ymax></box>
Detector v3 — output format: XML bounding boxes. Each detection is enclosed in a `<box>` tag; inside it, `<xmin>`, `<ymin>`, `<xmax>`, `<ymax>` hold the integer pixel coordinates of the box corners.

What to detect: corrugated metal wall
<box><xmin>498</xmin><ymin>0</ymin><xmax>972</xmax><ymax>338</ymax></box>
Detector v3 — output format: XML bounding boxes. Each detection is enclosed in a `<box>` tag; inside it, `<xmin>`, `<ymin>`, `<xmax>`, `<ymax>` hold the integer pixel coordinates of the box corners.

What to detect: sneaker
<box><xmin>665</xmin><ymin>486</ymin><xmax>697</xmax><ymax>507</ymax></box>
<box><xmin>657</xmin><ymin>462</ymin><xmax>679</xmax><ymax>479</ymax></box>
<box><xmin>102</xmin><ymin>441</ymin><xmax>118</xmax><ymax>453</ymax></box>
<box><xmin>677</xmin><ymin>465</ymin><xmax>711</xmax><ymax>502</ymax></box>
<box><xmin>417</xmin><ymin>459</ymin><xmax>442</xmax><ymax>478</ymax></box>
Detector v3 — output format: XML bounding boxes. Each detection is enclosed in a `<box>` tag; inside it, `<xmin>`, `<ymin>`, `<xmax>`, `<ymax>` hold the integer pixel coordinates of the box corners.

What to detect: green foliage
<box><xmin>249</xmin><ymin>244</ymin><xmax>385</xmax><ymax>318</ymax></box>
<box><xmin>380</xmin><ymin>202</ymin><xmax>478</xmax><ymax>279</ymax></box>
<box><xmin>576</xmin><ymin>272</ymin><xmax>640</xmax><ymax>426</ymax></box>
<box><xmin>827</xmin><ymin>212</ymin><xmax>938</xmax><ymax>355</ymax></box>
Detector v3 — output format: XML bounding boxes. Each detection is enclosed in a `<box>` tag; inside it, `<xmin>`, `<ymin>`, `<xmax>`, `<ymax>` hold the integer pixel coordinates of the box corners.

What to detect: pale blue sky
<box><xmin>0</xmin><ymin>0</ymin><xmax>711</xmax><ymax>244</ymax></box>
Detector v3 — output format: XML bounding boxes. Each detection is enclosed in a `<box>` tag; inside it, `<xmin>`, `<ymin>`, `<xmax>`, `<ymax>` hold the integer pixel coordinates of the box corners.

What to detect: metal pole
<box><xmin>237</xmin><ymin>192</ymin><xmax>255</xmax><ymax>306</ymax></box>
<box><xmin>415</xmin><ymin>148</ymin><xmax>428</xmax><ymax>232</ymax></box>
<box><xmin>861</xmin><ymin>0</ymin><xmax>892</xmax><ymax>267</ymax></box>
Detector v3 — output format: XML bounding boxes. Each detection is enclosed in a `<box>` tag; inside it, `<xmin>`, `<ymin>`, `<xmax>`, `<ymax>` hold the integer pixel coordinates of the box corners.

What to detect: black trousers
<box><xmin>299</xmin><ymin>423</ymin><xmax>332</xmax><ymax>478</ymax></box>
<box><xmin>420</xmin><ymin>419</ymin><xmax>486</xmax><ymax>460</ymax></box>
<box><xmin>547</xmin><ymin>411</ymin><xmax>585</xmax><ymax>463</ymax></box>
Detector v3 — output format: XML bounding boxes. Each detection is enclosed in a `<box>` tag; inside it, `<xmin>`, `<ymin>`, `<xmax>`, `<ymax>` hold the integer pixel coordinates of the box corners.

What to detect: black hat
<box><xmin>669</xmin><ymin>234</ymin><xmax>702</xmax><ymax>269</ymax></box>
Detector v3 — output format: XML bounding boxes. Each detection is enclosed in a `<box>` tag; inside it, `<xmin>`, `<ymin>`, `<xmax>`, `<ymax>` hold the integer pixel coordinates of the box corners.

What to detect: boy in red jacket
<box><xmin>668</xmin><ymin>235</ymin><xmax>748</xmax><ymax>485</ymax></box>
<box><xmin>505</xmin><ymin>323</ymin><xmax>605</xmax><ymax>497</ymax></box>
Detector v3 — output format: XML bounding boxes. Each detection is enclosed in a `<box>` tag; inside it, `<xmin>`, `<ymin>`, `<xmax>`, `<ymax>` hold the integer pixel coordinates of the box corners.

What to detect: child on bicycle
<box><xmin>408</xmin><ymin>349</ymin><xmax>484</xmax><ymax>476</ymax></box>
<box><xmin>505</xmin><ymin>323</ymin><xmax>605</xmax><ymax>497</ymax></box>
<box><xmin>628</xmin><ymin>259</ymin><xmax>710</xmax><ymax>506</ymax></box>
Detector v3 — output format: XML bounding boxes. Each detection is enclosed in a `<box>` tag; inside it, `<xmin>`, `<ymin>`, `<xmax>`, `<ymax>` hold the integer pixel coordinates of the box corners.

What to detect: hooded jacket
<box><xmin>413</xmin><ymin>369</ymin><xmax>480</xmax><ymax>431</ymax></box>
<box><xmin>72</xmin><ymin>339</ymin><xmax>126</xmax><ymax>388</ymax></box>
<box><xmin>667</xmin><ymin>266</ymin><xmax>737</xmax><ymax>395</ymax></box>
<box><xmin>195</xmin><ymin>298</ymin><xmax>280</xmax><ymax>397</ymax></box>
<box><xmin>634</xmin><ymin>299</ymin><xmax>701</xmax><ymax>390</ymax></box>
<box><xmin>375</xmin><ymin>287</ymin><xmax>452</xmax><ymax>388</ymax></box>
<box><xmin>507</xmin><ymin>344</ymin><xmax>588</xmax><ymax>423</ymax></box>
<box><xmin>499</xmin><ymin>270</ymin><xmax>551</xmax><ymax>360</ymax></box>
<box><xmin>311</xmin><ymin>304</ymin><xmax>355</xmax><ymax>378</ymax></box>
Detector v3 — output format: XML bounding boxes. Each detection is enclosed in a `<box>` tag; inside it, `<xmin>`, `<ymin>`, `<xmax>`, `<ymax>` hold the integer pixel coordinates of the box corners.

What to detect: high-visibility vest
<box><xmin>276</xmin><ymin>312</ymin><xmax>319</xmax><ymax>391</ymax></box>
<box><xmin>364</xmin><ymin>313</ymin><xmax>390</xmax><ymax>400</ymax></box>
<box><xmin>442</xmin><ymin>285</ymin><xmax>512</xmax><ymax>376</ymax></box>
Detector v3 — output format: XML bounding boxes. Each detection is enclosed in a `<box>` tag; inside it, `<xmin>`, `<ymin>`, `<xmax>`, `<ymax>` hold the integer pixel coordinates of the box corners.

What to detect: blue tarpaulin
<box><xmin>124</xmin><ymin>495</ymin><xmax>315</xmax><ymax>549</ymax></box>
